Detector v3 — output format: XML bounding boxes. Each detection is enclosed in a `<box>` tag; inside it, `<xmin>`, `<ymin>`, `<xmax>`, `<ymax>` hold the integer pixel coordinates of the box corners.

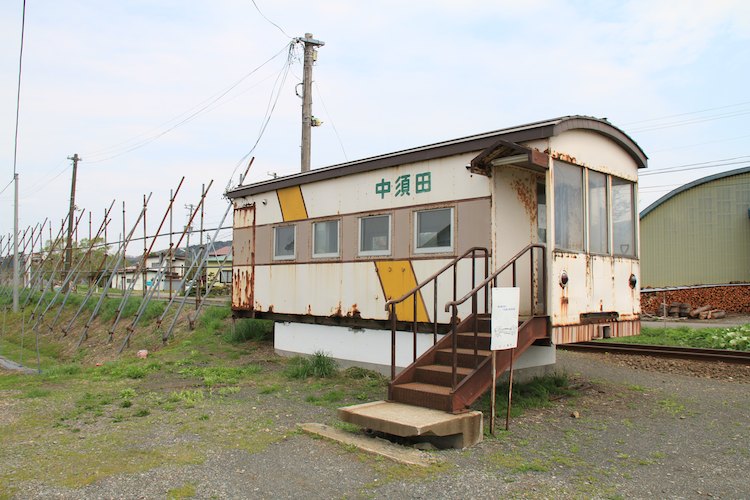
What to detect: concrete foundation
<box><xmin>275</xmin><ymin>322</ymin><xmax>556</xmax><ymax>377</ymax></box>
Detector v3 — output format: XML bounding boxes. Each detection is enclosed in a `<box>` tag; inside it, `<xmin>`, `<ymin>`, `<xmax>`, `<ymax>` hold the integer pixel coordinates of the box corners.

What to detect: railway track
<box><xmin>558</xmin><ymin>342</ymin><xmax>750</xmax><ymax>365</ymax></box>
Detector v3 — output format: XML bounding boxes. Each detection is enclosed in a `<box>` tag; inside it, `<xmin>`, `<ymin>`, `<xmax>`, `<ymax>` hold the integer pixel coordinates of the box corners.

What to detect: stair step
<box><xmin>435</xmin><ymin>347</ymin><xmax>492</xmax><ymax>368</ymax></box>
<box><xmin>415</xmin><ymin>364</ymin><xmax>473</xmax><ymax>386</ymax></box>
<box><xmin>390</xmin><ymin>382</ymin><xmax>452</xmax><ymax>412</ymax></box>
<box><xmin>456</xmin><ymin>331</ymin><xmax>491</xmax><ymax>350</ymax></box>
<box><xmin>458</xmin><ymin>317</ymin><xmax>491</xmax><ymax>333</ymax></box>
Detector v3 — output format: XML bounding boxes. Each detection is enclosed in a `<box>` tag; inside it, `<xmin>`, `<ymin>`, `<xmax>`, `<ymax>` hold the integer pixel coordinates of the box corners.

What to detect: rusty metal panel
<box><xmin>232</xmin><ymin>265</ymin><xmax>254</xmax><ymax>310</ymax></box>
<box><xmin>234</xmin><ymin>205</ymin><xmax>255</xmax><ymax>228</ymax></box>
<box><xmin>249</xmin><ymin>262</ymin><xmax>389</xmax><ymax>320</ymax></box>
<box><xmin>552</xmin><ymin>319</ymin><xmax>640</xmax><ymax>344</ymax></box>
<box><xmin>550</xmin><ymin>250</ymin><xmax>640</xmax><ymax>328</ymax></box>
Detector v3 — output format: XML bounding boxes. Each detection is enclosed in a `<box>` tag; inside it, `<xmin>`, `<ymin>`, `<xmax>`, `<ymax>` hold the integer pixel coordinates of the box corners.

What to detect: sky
<box><xmin>1</xmin><ymin>0</ymin><xmax>749</xmax><ymax>251</ymax></box>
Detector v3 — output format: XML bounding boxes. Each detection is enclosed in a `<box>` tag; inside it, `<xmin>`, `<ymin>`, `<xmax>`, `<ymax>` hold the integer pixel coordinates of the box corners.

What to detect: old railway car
<box><xmin>226</xmin><ymin>116</ymin><xmax>645</xmax><ymax>382</ymax></box>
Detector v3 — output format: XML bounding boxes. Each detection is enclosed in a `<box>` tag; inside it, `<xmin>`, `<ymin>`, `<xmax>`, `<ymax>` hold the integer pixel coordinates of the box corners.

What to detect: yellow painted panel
<box><xmin>277</xmin><ymin>186</ymin><xmax>308</xmax><ymax>221</ymax></box>
<box><xmin>375</xmin><ymin>260</ymin><xmax>429</xmax><ymax>322</ymax></box>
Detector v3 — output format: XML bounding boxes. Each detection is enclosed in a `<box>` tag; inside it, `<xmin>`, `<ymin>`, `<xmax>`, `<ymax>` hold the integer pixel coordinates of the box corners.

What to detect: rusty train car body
<box><xmin>226</xmin><ymin>116</ymin><xmax>645</xmax><ymax>373</ymax></box>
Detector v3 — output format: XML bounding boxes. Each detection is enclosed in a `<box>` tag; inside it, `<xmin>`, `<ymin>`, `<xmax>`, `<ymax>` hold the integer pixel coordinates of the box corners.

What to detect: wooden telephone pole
<box><xmin>298</xmin><ymin>33</ymin><xmax>324</xmax><ymax>173</ymax></box>
<box><xmin>63</xmin><ymin>153</ymin><xmax>80</xmax><ymax>292</ymax></box>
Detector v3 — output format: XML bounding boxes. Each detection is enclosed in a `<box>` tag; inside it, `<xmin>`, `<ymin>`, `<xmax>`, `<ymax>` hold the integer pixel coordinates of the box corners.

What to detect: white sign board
<box><xmin>490</xmin><ymin>287</ymin><xmax>520</xmax><ymax>351</ymax></box>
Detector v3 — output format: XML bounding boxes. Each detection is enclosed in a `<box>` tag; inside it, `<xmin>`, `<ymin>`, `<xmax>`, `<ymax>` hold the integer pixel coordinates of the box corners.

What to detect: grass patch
<box><xmin>21</xmin><ymin>388</ymin><xmax>52</xmax><ymax>399</ymax></box>
<box><xmin>601</xmin><ymin>324</ymin><xmax>750</xmax><ymax>351</ymax></box>
<box><xmin>178</xmin><ymin>365</ymin><xmax>261</xmax><ymax>388</ymax></box>
<box><xmin>225</xmin><ymin>318</ymin><xmax>273</xmax><ymax>343</ymax></box>
<box><xmin>487</xmin><ymin>453</ymin><xmax>549</xmax><ymax>473</ymax></box>
<box><xmin>657</xmin><ymin>397</ymin><xmax>686</xmax><ymax>416</ymax></box>
<box><xmin>169</xmin><ymin>389</ymin><xmax>205</xmax><ymax>407</ymax></box>
<box><xmin>259</xmin><ymin>384</ymin><xmax>282</xmax><ymax>394</ymax></box>
<box><xmin>306</xmin><ymin>389</ymin><xmax>345</xmax><ymax>405</ymax></box>
<box><xmin>284</xmin><ymin>351</ymin><xmax>338</xmax><ymax>379</ymax></box>
<box><xmin>198</xmin><ymin>306</ymin><xmax>232</xmax><ymax>336</ymax></box>
<box><xmin>474</xmin><ymin>373</ymin><xmax>576</xmax><ymax>417</ymax></box>
<box><xmin>167</xmin><ymin>482</ymin><xmax>196</xmax><ymax>499</ymax></box>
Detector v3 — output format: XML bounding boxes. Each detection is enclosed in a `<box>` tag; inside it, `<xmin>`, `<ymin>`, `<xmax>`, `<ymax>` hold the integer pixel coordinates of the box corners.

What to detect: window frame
<box><xmin>611</xmin><ymin>177</ymin><xmax>637</xmax><ymax>258</ymax></box>
<box><xmin>312</xmin><ymin>219</ymin><xmax>341</xmax><ymax>259</ymax></box>
<box><xmin>273</xmin><ymin>224</ymin><xmax>296</xmax><ymax>261</ymax></box>
<box><xmin>553</xmin><ymin>160</ymin><xmax>585</xmax><ymax>253</ymax></box>
<box><xmin>587</xmin><ymin>169</ymin><xmax>609</xmax><ymax>255</ymax></box>
<box><xmin>413</xmin><ymin>207</ymin><xmax>454</xmax><ymax>254</ymax></box>
<box><xmin>358</xmin><ymin>214</ymin><xmax>392</xmax><ymax>257</ymax></box>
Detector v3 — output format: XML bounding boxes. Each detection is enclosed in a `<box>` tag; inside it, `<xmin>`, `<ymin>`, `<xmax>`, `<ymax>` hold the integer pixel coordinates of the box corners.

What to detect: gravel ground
<box><xmin>6</xmin><ymin>348</ymin><xmax>748</xmax><ymax>500</ymax></box>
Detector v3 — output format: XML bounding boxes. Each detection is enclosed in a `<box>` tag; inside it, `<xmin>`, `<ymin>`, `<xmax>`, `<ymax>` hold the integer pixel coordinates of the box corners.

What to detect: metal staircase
<box><xmin>385</xmin><ymin>244</ymin><xmax>548</xmax><ymax>413</ymax></box>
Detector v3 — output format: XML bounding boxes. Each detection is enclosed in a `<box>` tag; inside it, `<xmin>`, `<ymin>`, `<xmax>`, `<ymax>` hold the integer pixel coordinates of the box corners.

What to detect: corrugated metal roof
<box><xmin>640</xmin><ymin>166</ymin><xmax>750</xmax><ymax>218</ymax></box>
<box><xmin>226</xmin><ymin>115</ymin><xmax>647</xmax><ymax>198</ymax></box>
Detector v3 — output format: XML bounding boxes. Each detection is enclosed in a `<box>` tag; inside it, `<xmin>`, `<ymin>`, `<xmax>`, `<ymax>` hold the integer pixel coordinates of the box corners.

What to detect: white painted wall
<box><xmin>274</xmin><ymin>322</ymin><xmax>555</xmax><ymax>375</ymax></box>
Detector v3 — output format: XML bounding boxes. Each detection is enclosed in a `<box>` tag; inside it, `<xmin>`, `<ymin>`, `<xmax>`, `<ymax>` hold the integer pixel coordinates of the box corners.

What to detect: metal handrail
<box><xmin>385</xmin><ymin>246</ymin><xmax>489</xmax><ymax>380</ymax></box>
<box><xmin>444</xmin><ymin>243</ymin><xmax>547</xmax><ymax>389</ymax></box>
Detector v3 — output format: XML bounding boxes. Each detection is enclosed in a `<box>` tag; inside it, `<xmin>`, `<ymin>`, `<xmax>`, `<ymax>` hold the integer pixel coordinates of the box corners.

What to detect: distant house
<box><xmin>640</xmin><ymin>166</ymin><xmax>750</xmax><ymax>288</ymax></box>
<box><xmin>116</xmin><ymin>251</ymin><xmax>186</xmax><ymax>291</ymax></box>
<box><xmin>205</xmin><ymin>246</ymin><xmax>232</xmax><ymax>291</ymax></box>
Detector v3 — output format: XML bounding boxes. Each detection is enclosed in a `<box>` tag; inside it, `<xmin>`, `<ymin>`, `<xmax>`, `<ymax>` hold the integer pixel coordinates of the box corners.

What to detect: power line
<box><xmin>12</xmin><ymin>0</ymin><xmax>27</xmax><ymax>177</ymax></box>
<box><xmin>622</xmin><ymin>100</ymin><xmax>750</xmax><ymax>126</ymax></box>
<box><xmin>314</xmin><ymin>81</ymin><xmax>348</xmax><ymax>162</ymax></box>
<box><xmin>650</xmin><ymin>133</ymin><xmax>750</xmax><ymax>153</ymax></box>
<box><xmin>228</xmin><ymin>42</ymin><xmax>296</xmax><ymax>187</ymax></box>
<box><xmin>83</xmin><ymin>42</ymin><xmax>293</xmax><ymax>164</ymax></box>
<box><xmin>628</xmin><ymin>109</ymin><xmax>750</xmax><ymax>134</ymax></box>
<box><xmin>250</xmin><ymin>0</ymin><xmax>292</xmax><ymax>38</ymax></box>
<box><xmin>639</xmin><ymin>155</ymin><xmax>750</xmax><ymax>176</ymax></box>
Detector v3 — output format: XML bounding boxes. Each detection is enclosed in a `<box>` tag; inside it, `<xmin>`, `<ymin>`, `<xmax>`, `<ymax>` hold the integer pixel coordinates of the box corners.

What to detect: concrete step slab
<box><xmin>298</xmin><ymin>423</ymin><xmax>440</xmax><ymax>467</ymax></box>
<box><xmin>338</xmin><ymin>400</ymin><xmax>483</xmax><ymax>449</ymax></box>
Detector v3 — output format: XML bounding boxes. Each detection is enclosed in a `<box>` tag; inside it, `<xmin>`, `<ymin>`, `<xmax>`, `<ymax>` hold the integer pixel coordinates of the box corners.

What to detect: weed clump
<box><xmin>225</xmin><ymin>318</ymin><xmax>273</xmax><ymax>343</ymax></box>
<box><xmin>476</xmin><ymin>373</ymin><xmax>576</xmax><ymax>417</ymax></box>
<box><xmin>284</xmin><ymin>351</ymin><xmax>338</xmax><ymax>379</ymax></box>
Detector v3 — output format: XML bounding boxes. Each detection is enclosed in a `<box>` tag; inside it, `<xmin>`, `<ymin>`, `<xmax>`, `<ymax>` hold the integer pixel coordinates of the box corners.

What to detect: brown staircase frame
<box><xmin>387</xmin><ymin>243</ymin><xmax>548</xmax><ymax>412</ymax></box>
<box><xmin>384</xmin><ymin>247</ymin><xmax>489</xmax><ymax>380</ymax></box>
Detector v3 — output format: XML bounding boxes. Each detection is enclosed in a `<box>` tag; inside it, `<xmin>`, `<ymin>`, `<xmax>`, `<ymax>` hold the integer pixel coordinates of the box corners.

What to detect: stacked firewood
<box><xmin>655</xmin><ymin>302</ymin><xmax>726</xmax><ymax>319</ymax></box>
<box><xmin>641</xmin><ymin>285</ymin><xmax>750</xmax><ymax>315</ymax></box>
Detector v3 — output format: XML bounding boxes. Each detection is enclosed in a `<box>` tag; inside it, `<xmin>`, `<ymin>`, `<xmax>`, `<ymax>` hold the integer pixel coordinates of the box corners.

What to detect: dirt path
<box><xmin>5</xmin><ymin>349</ymin><xmax>748</xmax><ymax>499</ymax></box>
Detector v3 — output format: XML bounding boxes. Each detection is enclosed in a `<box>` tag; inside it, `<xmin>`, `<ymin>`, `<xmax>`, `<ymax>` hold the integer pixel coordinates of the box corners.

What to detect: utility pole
<box><xmin>64</xmin><ymin>154</ymin><xmax>80</xmax><ymax>292</ymax></box>
<box><xmin>184</xmin><ymin>203</ymin><xmax>194</xmax><ymax>269</ymax></box>
<box><xmin>12</xmin><ymin>174</ymin><xmax>19</xmax><ymax>311</ymax></box>
<box><xmin>298</xmin><ymin>33</ymin><xmax>324</xmax><ymax>173</ymax></box>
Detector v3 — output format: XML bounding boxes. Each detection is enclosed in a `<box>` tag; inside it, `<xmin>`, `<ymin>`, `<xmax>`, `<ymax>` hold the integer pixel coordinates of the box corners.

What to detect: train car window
<box><xmin>414</xmin><ymin>207</ymin><xmax>453</xmax><ymax>253</ymax></box>
<box><xmin>554</xmin><ymin>161</ymin><xmax>584</xmax><ymax>252</ymax></box>
<box><xmin>359</xmin><ymin>215</ymin><xmax>391</xmax><ymax>256</ymax></box>
<box><xmin>537</xmin><ymin>181</ymin><xmax>547</xmax><ymax>243</ymax></box>
<box><xmin>273</xmin><ymin>225</ymin><xmax>296</xmax><ymax>260</ymax></box>
<box><xmin>588</xmin><ymin>170</ymin><xmax>609</xmax><ymax>254</ymax></box>
<box><xmin>313</xmin><ymin>220</ymin><xmax>340</xmax><ymax>258</ymax></box>
<box><xmin>612</xmin><ymin>177</ymin><xmax>636</xmax><ymax>257</ymax></box>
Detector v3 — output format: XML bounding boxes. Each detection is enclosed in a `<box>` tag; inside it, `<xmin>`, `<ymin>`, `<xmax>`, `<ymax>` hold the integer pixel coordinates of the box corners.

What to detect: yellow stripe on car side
<box><xmin>277</xmin><ymin>186</ymin><xmax>308</xmax><ymax>222</ymax></box>
<box><xmin>375</xmin><ymin>260</ymin><xmax>429</xmax><ymax>323</ymax></box>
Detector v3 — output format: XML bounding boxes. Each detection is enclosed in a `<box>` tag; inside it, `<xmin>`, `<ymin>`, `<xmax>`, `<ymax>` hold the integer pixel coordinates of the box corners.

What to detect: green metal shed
<box><xmin>640</xmin><ymin>167</ymin><xmax>750</xmax><ymax>287</ymax></box>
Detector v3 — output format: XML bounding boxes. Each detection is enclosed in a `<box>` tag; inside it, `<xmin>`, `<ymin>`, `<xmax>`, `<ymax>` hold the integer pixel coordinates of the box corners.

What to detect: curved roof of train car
<box><xmin>226</xmin><ymin>115</ymin><xmax>647</xmax><ymax>198</ymax></box>
<box><xmin>640</xmin><ymin>165</ymin><xmax>750</xmax><ymax>218</ymax></box>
